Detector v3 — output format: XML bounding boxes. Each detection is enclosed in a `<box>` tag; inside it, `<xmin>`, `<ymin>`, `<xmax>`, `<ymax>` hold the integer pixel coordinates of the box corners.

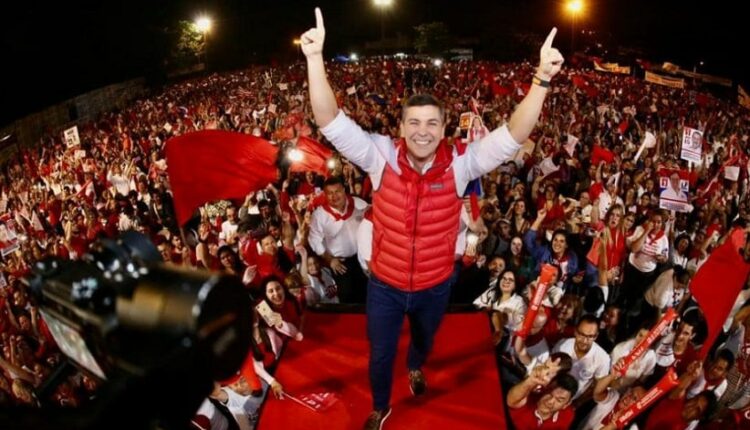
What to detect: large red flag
<box><xmin>166</xmin><ymin>130</ymin><xmax>279</xmax><ymax>226</ymax></box>
<box><xmin>289</xmin><ymin>136</ymin><xmax>334</xmax><ymax>176</ymax></box>
<box><xmin>692</xmin><ymin>227</ymin><xmax>750</xmax><ymax>358</ymax></box>
<box><xmin>591</xmin><ymin>144</ymin><xmax>616</xmax><ymax>165</ymax></box>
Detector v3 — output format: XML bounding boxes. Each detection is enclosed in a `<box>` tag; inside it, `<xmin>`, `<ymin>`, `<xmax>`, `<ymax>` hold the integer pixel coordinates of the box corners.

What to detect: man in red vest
<box><xmin>301</xmin><ymin>8</ymin><xmax>564</xmax><ymax>429</ymax></box>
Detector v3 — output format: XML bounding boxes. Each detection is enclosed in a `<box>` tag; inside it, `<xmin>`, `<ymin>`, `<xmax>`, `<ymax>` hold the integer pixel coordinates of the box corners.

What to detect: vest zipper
<box><xmin>410</xmin><ymin>179</ymin><xmax>421</xmax><ymax>291</ymax></box>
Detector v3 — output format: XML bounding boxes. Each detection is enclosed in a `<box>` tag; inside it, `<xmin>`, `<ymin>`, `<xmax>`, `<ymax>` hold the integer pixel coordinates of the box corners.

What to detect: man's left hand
<box><xmin>537</xmin><ymin>28</ymin><xmax>564</xmax><ymax>81</ymax></box>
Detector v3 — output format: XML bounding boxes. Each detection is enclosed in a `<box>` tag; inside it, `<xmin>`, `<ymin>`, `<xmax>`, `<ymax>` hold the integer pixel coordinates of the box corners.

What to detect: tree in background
<box><xmin>167</xmin><ymin>20</ymin><xmax>205</xmax><ymax>70</ymax></box>
<box><xmin>413</xmin><ymin>22</ymin><xmax>452</xmax><ymax>57</ymax></box>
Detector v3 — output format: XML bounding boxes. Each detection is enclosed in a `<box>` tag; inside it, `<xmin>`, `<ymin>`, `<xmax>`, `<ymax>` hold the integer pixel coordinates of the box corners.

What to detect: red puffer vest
<box><xmin>370</xmin><ymin>139</ymin><xmax>462</xmax><ymax>291</ymax></box>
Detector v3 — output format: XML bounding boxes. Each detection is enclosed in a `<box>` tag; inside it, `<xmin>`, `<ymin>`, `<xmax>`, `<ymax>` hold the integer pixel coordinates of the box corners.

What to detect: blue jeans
<box><xmin>366</xmin><ymin>270</ymin><xmax>455</xmax><ymax>411</ymax></box>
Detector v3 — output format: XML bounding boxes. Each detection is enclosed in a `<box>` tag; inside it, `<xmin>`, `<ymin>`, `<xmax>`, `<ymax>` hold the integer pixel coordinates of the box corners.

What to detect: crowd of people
<box><xmin>1</xmin><ymin>47</ymin><xmax>749</xmax><ymax>429</ymax></box>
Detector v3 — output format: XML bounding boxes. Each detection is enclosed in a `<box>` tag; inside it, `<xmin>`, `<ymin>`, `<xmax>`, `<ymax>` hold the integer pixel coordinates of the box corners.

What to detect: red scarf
<box><xmin>321</xmin><ymin>195</ymin><xmax>355</xmax><ymax>221</ymax></box>
<box><xmin>647</xmin><ymin>229</ymin><xmax>665</xmax><ymax>245</ymax></box>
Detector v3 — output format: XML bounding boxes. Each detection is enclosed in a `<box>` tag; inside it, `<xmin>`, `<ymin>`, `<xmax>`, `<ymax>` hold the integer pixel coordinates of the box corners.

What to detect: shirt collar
<box><xmin>534</xmin><ymin>409</ymin><xmax>559</xmax><ymax>424</ymax></box>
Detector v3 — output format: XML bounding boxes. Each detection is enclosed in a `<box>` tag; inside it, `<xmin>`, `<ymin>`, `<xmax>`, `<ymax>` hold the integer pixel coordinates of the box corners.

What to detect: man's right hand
<box><xmin>330</xmin><ymin>257</ymin><xmax>348</xmax><ymax>275</ymax></box>
<box><xmin>300</xmin><ymin>8</ymin><xmax>325</xmax><ymax>58</ymax></box>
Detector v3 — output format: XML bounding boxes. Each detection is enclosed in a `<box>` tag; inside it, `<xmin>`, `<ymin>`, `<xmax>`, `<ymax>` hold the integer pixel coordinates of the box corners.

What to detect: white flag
<box><xmin>725</xmin><ymin>166</ymin><xmax>740</xmax><ymax>181</ymax></box>
<box><xmin>634</xmin><ymin>131</ymin><xmax>656</xmax><ymax>162</ymax></box>
<box><xmin>564</xmin><ymin>135</ymin><xmax>579</xmax><ymax>157</ymax></box>
<box><xmin>30</xmin><ymin>211</ymin><xmax>44</xmax><ymax>232</ymax></box>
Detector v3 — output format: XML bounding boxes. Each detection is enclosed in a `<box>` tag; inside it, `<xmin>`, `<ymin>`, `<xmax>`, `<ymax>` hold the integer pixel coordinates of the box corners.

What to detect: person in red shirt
<box><xmin>642</xmin><ymin>361</ymin><xmax>716</xmax><ymax>430</ymax></box>
<box><xmin>535</xmin><ymin>182</ymin><xmax>566</xmax><ymax>226</ymax></box>
<box><xmin>507</xmin><ymin>367</ymin><xmax>578</xmax><ymax>430</ymax></box>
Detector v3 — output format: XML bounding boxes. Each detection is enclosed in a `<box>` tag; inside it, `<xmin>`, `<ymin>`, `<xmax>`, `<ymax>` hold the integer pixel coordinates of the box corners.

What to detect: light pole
<box><xmin>293</xmin><ymin>38</ymin><xmax>302</xmax><ymax>61</ymax></box>
<box><xmin>373</xmin><ymin>0</ymin><xmax>393</xmax><ymax>53</ymax></box>
<box><xmin>566</xmin><ymin>0</ymin><xmax>583</xmax><ymax>54</ymax></box>
<box><xmin>195</xmin><ymin>16</ymin><xmax>212</xmax><ymax>65</ymax></box>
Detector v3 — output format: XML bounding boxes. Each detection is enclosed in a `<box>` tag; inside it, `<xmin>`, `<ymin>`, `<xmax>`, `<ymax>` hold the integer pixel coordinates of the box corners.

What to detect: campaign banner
<box><xmin>593</xmin><ymin>61</ymin><xmax>631</xmax><ymax>74</ymax></box>
<box><xmin>645</xmin><ymin>71</ymin><xmax>685</xmax><ymax>89</ymax></box>
<box><xmin>739</xmin><ymin>86</ymin><xmax>750</xmax><ymax>110</ymax></box>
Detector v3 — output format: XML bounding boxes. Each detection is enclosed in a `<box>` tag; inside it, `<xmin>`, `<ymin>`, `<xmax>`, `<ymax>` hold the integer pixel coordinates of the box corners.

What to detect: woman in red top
<box><xmin>588</xmin><ymin>204</ymin><xmax>628</xmax><ymax>302</ymax></box>
<box><xmin>542</xmin><ymin>293</ymin><xmax>582</xmax><ymax>347</ymax></box>
<box><xmin>259</xmin><ymin>277</ymin><xmax>304</xmax><ymax>357</ymax></box>
<box><xmin>536</xmin><ymin>183</ymin><xmax>566</xmax><ymax>226</ymax></box>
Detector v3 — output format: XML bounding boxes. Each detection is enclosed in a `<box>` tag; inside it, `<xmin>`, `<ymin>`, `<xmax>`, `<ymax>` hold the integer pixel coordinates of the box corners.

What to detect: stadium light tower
<box><xmin>195</xmin><ymin>16</ymin><xmax>213</xmax><ymax>65</ymax></box>
<box><xmin>195</xmin><ymin>16</ymin><xmax>212</xmax><ymax>33</ymax></box>
<box><xmin>373</xmin><ymin>0</ymin><xmax>394</xmax><ymax>51</ymax></box>
<box><xmin>566</xmin><ymin>0</ymin><xmax>583</xmax><ymax>54</ymax></box>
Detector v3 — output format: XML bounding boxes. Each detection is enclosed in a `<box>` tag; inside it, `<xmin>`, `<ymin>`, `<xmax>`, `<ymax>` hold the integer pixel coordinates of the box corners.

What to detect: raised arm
<box><xmin>507</xmin><ymin>28</ymin><xmax>564</xmax><ymax>144</ymax></box>
<box><xmin>301</xmin><ymin>8</ymin><xmax>338</xmax><ymax>128</ymax></box>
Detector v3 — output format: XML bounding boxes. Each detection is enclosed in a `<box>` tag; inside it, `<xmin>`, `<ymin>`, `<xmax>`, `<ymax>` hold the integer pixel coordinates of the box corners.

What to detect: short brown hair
<box><xmin>401</xmin><ymin>94</ymin><xmax>444</xmax><ymax>122</ymax></box>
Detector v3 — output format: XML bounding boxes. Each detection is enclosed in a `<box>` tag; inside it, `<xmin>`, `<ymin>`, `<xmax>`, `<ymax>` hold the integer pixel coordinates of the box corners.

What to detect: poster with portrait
<box><xmin>459</xmin><ymin>112</ymin><xmax>472</xmax><ymax>131</ymax></box>
<box><xmin>0</xmin><ymin>218</ymin><xmax>21</xmax><ymax>257</ymax></box>
<box><xmin>63</xmin><ymin>126</ymin><xmax>80</xmax><ymax>148</ymax></box>
<box><xmin>681</xmin><ymin>127</ymin><xmax>703</xmax><ymax>163</ymax></box>
<box><xmin>658</xmin><ymin>168</ymin><xmax>691</xmax><ymax>212</ymax></box>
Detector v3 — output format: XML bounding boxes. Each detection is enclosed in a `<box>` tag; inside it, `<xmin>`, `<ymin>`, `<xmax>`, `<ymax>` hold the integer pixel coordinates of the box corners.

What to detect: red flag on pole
<box><xmin>166</xmin><ymin>130</ymin><xmax>279</xmax><ymax>226</ymax></box>
<box><xmin>289</xmin><ymin>136</ymin><xmax>334</xmax><ymax>176</ymax></box>
<box><xmin>692</xmin><ymin>228</ymin><xmax>750</xmax><ymax>358</ymax></box>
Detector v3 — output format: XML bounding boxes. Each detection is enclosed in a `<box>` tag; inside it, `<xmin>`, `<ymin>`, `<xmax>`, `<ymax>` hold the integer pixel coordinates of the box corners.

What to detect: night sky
<box><xmin>1</xmin><ymin>0</ymin><xmax>742</xmax><ymax>125</ymax></box>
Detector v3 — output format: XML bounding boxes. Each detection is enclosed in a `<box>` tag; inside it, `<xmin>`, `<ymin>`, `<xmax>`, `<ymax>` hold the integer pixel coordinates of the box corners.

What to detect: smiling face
<box><xmin>400</xmin><ymin>105</ymin><xmax>445</xmax><ymax>168</ymax></box>
<box><xmin>266</xmin><ymin>281</ymin><xmax>285</xmax><ymax>307</ymax></box>
<box><xmin>551</xmin><ymin>232</ymin><xmax>567</xmax><ymax>256</ymax></box>
<box><xmin>324</xmin><ymin>182</ymin><xmax>346</xmax><ymax>212</ymax></box>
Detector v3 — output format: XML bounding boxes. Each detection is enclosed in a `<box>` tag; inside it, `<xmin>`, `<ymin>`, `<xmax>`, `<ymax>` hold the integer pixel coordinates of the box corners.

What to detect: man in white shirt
<box><xmin>687</xmin><ymin>349</ymin><xmax>732</xmax><ymax>400</ymax></box>
<box><xmin>107</xmin><ymin>161</ymin><xmax>133</xmax><ymax>197</ymax></box>
<box><xmin>219</xmin><ymin>206</ymin><xmax>239</xmax><ymax>247</ymax></box>
<box><xmin>553</xmin><ymin>314</ymin><xmax>611</xmax><ymax>402</ymax></box>
<box><xmin>610</xmin><ymin>322</ymin><xmax>657</xmax><ymax>391</ymax></box>
<box><xmin>598</xmin><ymin>180</ymin><xmax>624</xmax><ymax>220</ymax></box>
<box><xmin>193</xmin><ymin>383</ymin><xmax>253</xmax><ymax>430</ymax></box>
<box><xmin>581</xmin><ymin>359</ymin><xmax>647</xmax><ymax>430</ymax></box>
<box><xmin>301</xmin><ymin>7</ymin><xmax>563</xmax><ymax>429</ymax></box>
<box><xmin>309</xmin><ymin>176</ymin><xmax>369</xmax><ymax>303</ymax></box>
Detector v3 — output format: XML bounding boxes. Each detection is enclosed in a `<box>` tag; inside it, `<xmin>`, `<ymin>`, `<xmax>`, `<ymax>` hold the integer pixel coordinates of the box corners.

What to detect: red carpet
<box><xmin>257</xmin><ymin>312</ymin><xmax>507</xmax><ymax>430</ymax></box>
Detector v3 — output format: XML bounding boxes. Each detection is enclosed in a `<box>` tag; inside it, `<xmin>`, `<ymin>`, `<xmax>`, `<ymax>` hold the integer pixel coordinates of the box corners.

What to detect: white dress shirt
<box><xmin>308</xmin><ymin>196</ymin><xmax>368</xmax><ymax>258</ymax></box>
<box><xmin>553</xmin><ymin>338</ymin><xmax>611</xmax><ymax>399</ymax></box>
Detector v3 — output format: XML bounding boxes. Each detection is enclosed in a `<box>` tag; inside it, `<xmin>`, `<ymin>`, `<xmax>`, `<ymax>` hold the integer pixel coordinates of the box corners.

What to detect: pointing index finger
<box><xmin>543</xmin><ymin>27</ymin><xmax>557</xmax><ymax>50</ymax></box>
<box><xmin>315</xmin><ymin>7</ymin><xmax>324</xmax><ymax>30</ymax></box>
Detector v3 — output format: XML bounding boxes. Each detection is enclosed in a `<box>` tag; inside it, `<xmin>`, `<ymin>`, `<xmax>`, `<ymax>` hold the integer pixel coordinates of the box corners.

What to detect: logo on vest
<box><xmin>429</xmin><ymin>183</ymin><xmax>444</xmax><ymax>191</ymax></box>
